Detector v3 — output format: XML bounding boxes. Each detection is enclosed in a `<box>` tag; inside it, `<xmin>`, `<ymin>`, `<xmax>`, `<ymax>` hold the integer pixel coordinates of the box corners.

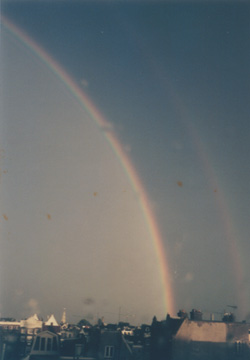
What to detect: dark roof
<box><xmin>165</xmin><ymin>316</ymin><xmax>184</xmax><ymax>336</ymax></box>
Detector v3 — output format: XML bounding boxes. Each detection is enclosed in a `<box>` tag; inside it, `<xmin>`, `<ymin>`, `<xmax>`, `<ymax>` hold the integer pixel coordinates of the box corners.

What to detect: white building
<box><xmin>20</xmin><ymin>314</ymin><xmax>43</xmax><ymax>346</ymax></box>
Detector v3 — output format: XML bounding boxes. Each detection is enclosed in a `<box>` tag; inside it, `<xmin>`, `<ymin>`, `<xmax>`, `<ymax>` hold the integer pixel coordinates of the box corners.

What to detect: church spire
<box><xmin>61</xmin><ymin>308</ymin><xmax>66</xmax><ymax>324</ymax></box>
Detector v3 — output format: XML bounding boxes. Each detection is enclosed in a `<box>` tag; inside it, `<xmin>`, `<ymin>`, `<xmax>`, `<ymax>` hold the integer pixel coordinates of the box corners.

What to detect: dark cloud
<box><xmin>83</xmin><ymin>298</ymin><xmax>95</xmax><ymax>306</ymax></box>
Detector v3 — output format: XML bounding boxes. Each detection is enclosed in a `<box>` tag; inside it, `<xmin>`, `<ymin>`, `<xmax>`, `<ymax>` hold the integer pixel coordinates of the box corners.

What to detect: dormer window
<box><xmin>30</xmin><ymin>331</ymin><xmax>59</xmax><ymax>357</ymax></box>
<box><xmin>104</xmin><ymin>345</ymin><xmax>114</xmax><ymax>358</ymax></box>
<box><xmin>235</xmin><ymin>341</ymin><xmax>243</xmax><ymax>355</ymax></box>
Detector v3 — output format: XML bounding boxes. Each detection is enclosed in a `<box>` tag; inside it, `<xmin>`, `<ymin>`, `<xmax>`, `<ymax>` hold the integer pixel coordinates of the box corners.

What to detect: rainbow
<box><xmin>1</xmin><ymin>15</ymin><xmax>175</xmax><ymax>317</ymax></box>
<box><xmin>144</xmin><ymin>47</ymin><xmax>246</xmax><ymax>317</ymax></box>
<box><xmin>165</xmin><ymin>80</ymin><xmax>246</xmax><ymax>317</ymax></box>
<box><xmin>188</xmin><ymin>123</ymin><xmax>246</xmax><ymax>317</ymax></box>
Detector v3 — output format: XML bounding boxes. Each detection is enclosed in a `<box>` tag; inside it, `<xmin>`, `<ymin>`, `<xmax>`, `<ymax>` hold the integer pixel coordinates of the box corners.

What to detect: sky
<box><xmin>1</xmin><ymin>0</ymin><xmax>250</xmax><ymax>324</ymax></box>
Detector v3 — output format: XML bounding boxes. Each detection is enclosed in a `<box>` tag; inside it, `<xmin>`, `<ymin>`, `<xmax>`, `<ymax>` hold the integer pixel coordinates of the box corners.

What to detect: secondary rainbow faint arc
<box><xmin>2</xmin><ymin>15</ymin><xmax>175</xmax><ymax>316</ymax></box>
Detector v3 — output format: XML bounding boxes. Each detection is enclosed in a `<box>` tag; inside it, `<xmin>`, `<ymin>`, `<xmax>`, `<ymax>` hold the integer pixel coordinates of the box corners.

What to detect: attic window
<box><xmin>104</xmin><ymin>345</ymin><xmax>114</xmax><ymax>358</ymax></box>
<box><xmin>34</xmin><ymin>337</ymin><xmax>40</xmax><ymax>351</ymax></box>
<box><xmin>235</xmin><ymin>341</ymin><xmax>243</xmax><ymax>355</ymax></box>
<box><xmin>52</xmin><ymin>336</ymin><xmax>58</xmax><ymax>351</ymax></box>
<box><xmin>41</xmin><ymin>337</ymin><xmax>46</xmax><ymax>351</ymax></box>
<box><xmin>47</xmin><ymin>337</ymin><xmax>52</xmax><ymax>351</ymax></box>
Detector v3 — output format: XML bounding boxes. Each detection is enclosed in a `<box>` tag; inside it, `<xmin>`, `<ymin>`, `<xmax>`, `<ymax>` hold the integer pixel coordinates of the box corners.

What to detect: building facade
<box><xmin>172</xmin><ymin>318</ymin><xmax>250</xmax><ymax>360</ymax></box>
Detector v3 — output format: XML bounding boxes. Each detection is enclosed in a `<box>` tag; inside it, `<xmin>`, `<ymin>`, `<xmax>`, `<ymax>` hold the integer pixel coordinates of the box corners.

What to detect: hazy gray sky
<box><xmin>1</xmin><ymin>0</ymin><xmax>250</xmax><ymax>323</ymax></box>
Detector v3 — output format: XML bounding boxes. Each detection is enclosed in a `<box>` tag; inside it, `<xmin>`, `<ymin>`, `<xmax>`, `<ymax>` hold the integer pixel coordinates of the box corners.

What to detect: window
<box><xmin>41</xmin><ymin>337</ymin><xmax>46</xmax><ymax>351</ymax></box>
<box><xmin>47</xmin><ymin>337</ymin><xmax>52</xmax><ymax>351</ymax></box>
<box><xmin>105</xmin><ymin>346</ymin><xmax>115</xmax><ymax>358</ymax></box>
<box><xmin>52</xmin><ymin>336</ymin><xmax>58</xmax><ymax>351</ymax></box>
<box><xmin>34</xmin><ymin>336</ymin><xmax>40</xmax><ymax>350</ymax></box>
<box><xmin>75</xmin><ymin>344</ymin><xmax>84</xmax><ymax>356</ymax></box>
<box><xmin>235</xmin><ymin>341</ymin><xmax>243</xmax><ymax>356</ymax></box>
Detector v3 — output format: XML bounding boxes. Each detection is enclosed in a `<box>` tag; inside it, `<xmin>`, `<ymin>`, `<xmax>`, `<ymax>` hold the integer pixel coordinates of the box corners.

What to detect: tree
<box><xmin>77</xmin><ymin>319</ymin><xmax>92</xmax><ymax>328</ymax></box>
